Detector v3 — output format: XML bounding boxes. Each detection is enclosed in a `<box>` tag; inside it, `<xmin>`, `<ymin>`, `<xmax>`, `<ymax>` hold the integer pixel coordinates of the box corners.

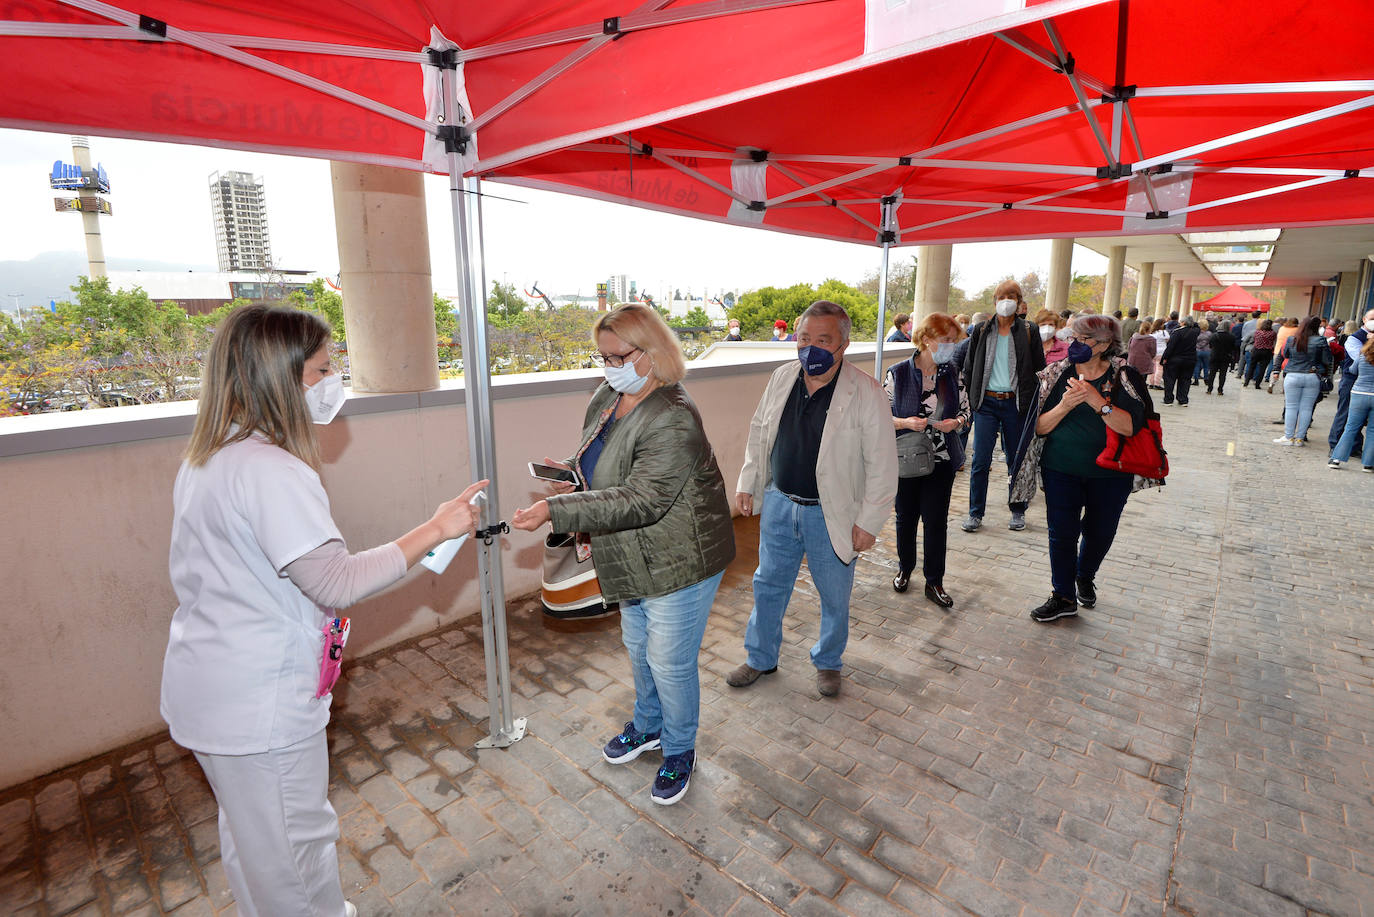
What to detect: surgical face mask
<box><xmin>604</xmin><ymin>358</ymin><xmax>649</xmax><ymax>394</ymax></box>
<box><xmin>1039</xmin><ymin>324</ymin><xmax>1055</xmax><ymax>342</ymax></box>
<box><xmin>1366</xmin><ymin>319</ymin><xmax>1374</xmax><ymax>332</ymax></box>
<box><xmin>797</xmin><ymin>344</ymin><xmax>835</xmax><ymax>376</ymax></box>
<box><xmin>1056</xmin><ymin>327</ymin><xmax>1073</xmax><ymax>341</ymax></box>
<box><xmin>1067</xmin><ymin>340</ymin><xmax>1096</xmax><ymax>363</ymax></box>
<box><xmin>932</xmin><ymin>342</ymin><xmax>957</xmax><ymax>364</ymax></box>
<box><xmin>303</xmin><ymin>374</ymin><xmax>345</xmax><ymax>425</ymax></box>
<box><xmin>995</xmin><ymin>299</ymin><xmax>1018</xmax><ymax>318</ymax></box>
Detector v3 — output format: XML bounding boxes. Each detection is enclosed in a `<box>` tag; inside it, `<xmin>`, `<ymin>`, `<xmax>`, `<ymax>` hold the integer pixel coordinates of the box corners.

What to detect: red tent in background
<box><xmin>1194</xmin><ymin>284</ymin><xmax>1272</xmax><ymax>313</ymax></box>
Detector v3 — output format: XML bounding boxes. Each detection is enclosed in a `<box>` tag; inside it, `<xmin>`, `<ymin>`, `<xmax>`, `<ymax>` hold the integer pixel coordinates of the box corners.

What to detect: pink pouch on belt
<box><xmin>316</xmin><ymin>616</ymin><xmax>351</xmax><ymax>699</ymax></box>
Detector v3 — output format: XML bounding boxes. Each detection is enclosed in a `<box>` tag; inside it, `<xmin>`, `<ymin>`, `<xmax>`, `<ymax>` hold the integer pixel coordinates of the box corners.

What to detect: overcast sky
<box><xmin>1</xmin><ymin>127</ymin><xmax>1105</xmax><ymax>306</ymax></box>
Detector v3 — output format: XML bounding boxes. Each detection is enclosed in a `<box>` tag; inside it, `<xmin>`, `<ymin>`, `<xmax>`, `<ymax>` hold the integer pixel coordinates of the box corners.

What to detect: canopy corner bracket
<box><xmin>1100</xmin><ymin>84</ymin><xmax>1136</xmax><ymax>103</ymax></box>
<box><xmin>1345</xmin><ymin>169</ymin><xmax>1361</xmax><ymax>178</ymax></box>
<box><xmin>747</xmin><ymin>200</ymin><xmax>766</xmax><ymax>211</ymax></box>
<box><xmin>1145</xmin><ymin>209</ymin><xmax>1170</xmax><ymax>220</ymax></box>
<box><xmin>438</xmin><ymin>124</ymin><xmax>472</xmax><ymax>154</ymax></box>
<box><xmin>426</xmin><ymin>47</ymin><xmax>460</xmax><ymax>70</ymax></box>
<box><xmin>1096</xmin><ymin>162</ymin><xmax>1133</xmax><ymax>180</ymax></box>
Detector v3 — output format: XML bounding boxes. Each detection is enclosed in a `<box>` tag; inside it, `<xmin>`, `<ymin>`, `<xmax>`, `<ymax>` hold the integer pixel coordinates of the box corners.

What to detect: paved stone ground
<box><xmin>3</xmin><ymin>379</ymin><xmax>1372</xmax><ymax>917</ymax></box>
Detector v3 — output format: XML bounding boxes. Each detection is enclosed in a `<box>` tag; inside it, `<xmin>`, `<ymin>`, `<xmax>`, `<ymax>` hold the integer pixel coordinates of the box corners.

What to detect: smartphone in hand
<box><xmin>529</xmin><ymin>461</ymin><xmax>576</xmax><ymax>484</ymax></box>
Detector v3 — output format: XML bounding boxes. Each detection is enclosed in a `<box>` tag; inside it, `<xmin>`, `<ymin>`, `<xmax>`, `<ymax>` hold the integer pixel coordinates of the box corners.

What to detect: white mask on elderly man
<box><xmin>995</xmin><ymin>299</ymin><xmax>1018</xmax><ymax>318</ymax></box>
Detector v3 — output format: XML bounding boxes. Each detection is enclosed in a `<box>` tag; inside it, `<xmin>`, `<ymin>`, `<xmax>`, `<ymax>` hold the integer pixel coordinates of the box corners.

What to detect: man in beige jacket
<box><xmin>727</xmin><ymin>300</ymin><xmax>897</xmax><ymax>697</ymax></box>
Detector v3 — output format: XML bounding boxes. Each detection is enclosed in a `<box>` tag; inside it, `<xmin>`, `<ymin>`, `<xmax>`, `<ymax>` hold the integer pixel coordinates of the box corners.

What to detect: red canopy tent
<box><xmin>5</xmin><ymin>0</ymin><xmax>1372</xmax><ymax>740</ymax></box>
<box><xmin>1194</xmin><ymin>283</ymin><xmax>1272</xmax><ymax>313</ymax></box>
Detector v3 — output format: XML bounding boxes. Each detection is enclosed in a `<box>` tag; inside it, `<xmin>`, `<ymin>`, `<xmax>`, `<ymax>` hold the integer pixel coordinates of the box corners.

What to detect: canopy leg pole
<box><xmin>873</xmin><ymin>195</ymin><xmax>898</xmax><ymax>378</ymax></box>
<box><xmin>446</xmin><ymin>148</ymin><xmax>524</xmax><ymax>750</ymax></box>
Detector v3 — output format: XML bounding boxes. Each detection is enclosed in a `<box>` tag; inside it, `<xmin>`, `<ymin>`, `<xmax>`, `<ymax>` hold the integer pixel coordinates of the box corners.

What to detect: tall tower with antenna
<box><xmin>49</xmin><ymin>136</ymin><xmax>111</xmax><ymax>279</ymax></box>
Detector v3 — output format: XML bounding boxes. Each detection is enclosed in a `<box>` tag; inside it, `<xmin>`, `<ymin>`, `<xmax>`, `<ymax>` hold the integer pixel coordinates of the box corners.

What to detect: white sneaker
<box><xmin>1328</xmin><ymin>460</ymin><xmax>1342</xmax><ymax>469</ymax></box>
<box><xmin>1272</xmin><ymin>437</ymin><xmax>1296</xmax><ymax>445</ymax></box>
<box><xmin>345</xmin><ymin>902</ymin><xmax>358</xmax><ymax>917</ymax></box>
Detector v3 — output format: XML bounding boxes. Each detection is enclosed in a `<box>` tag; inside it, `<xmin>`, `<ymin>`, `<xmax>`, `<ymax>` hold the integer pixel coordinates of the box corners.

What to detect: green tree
<box><xmin>485</xmin><ymin>281</ymin><xmax>525</xmax><ymax>325</ymax></box>
<box><xmin>670</xmin><ymin>307</ymin><xmax>713</xmax><ymax>328</ymax></box>
<box><xmin>288</xmin><ymin>279</ymin><xmax>345</xmax><ymax>342</ymax></box>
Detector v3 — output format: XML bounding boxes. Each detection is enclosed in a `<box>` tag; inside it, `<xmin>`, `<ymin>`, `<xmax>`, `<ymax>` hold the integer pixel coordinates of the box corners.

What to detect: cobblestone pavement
<box><xmin>3</xmin><ymin>380</ymin><xmax>1373</xmax><ymax>917</ymax></box>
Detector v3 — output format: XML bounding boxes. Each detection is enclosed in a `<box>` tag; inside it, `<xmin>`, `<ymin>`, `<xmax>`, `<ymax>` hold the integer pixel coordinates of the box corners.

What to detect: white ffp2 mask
<box><xmin>303</xmin><ymin>374</ymin><xmax>346</xmax><ymax>424</ymax></box>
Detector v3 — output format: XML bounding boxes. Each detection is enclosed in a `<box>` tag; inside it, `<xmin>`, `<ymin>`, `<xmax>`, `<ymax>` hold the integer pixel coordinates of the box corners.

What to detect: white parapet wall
<box><xmin>0</xmin><ymin>343</ymin><xmax>911</xmax><ymax>788</ymax></box>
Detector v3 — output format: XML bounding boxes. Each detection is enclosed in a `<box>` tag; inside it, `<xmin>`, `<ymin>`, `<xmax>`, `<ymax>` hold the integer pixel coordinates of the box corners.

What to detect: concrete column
<box><xmin>330</xmin><ymin>162</ymin><xmax>440</xmax><ymax>394</ymax></box>
<box><xmin>1134</xmin><ymin>261</ymin><xmax>1155</xmax><ymax>318</ymax></box>
<box><xmin>1103</xmin><ymin>245</ymin><xmax>1126</xmax><ymax>316</ymax></box>
<box><xmin>913</xmin><ymin>244</ymin><xmax>952</xmax><ymax>320</ymax></box>
<box><xmin>1168</xmin><ymin>280</ymin><xmax>1184</xmax><ymax>318</ymax></box>
<box><xmin>1045</xmin><ymin>238</ymin><xmax>1074</xmax><ymax>313</ymax></box>
<box><xmin>1334</xmin><ymin>271</ymin><xmax>1359</xmax><ymax>321</ymax></box>
<box><xmin>1154</xmin><ymin>272</ymin><xmax>1172</xmax><ymax>318</ymax></box>
<box><xmin>1181</xmin><ymin>284</ymin><xmax>1193</xmax><ymax>318</ymax></box>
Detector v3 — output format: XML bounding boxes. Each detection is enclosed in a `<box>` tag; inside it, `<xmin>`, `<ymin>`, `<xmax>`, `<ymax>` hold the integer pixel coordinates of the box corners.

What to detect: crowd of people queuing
<box><xmin>159</xmin><ymin>295</ymin><xmax>1371</xmax><ymax>916</ymax></box>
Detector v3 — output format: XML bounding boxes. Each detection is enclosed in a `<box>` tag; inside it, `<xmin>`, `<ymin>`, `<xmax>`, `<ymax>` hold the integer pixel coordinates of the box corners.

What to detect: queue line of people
<box><xmin>161</xmin><ymin>299</ymin><xmax>1169</xmax><ymax>916</ymax></box>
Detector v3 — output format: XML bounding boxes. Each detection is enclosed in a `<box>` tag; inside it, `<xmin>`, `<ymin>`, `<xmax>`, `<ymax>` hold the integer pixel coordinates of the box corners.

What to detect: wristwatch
<box><xmin>1100</xmin><ymin>404</ymin><xmax>1114</xmax><ymax>415</ymax></box>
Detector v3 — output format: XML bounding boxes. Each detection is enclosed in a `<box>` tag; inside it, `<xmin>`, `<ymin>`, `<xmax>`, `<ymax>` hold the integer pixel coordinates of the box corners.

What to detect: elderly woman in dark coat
<box><xmin>1010</xmin><ymin>314</ymin><xmax>1163</xmax><ymax>623</ymax></box>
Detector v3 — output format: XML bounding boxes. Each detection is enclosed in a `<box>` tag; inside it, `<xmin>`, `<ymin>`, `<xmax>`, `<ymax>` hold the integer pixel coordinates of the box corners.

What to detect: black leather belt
<box><xmin>782</xmin><ymin>492</ymin><xmax>820</xmax><ymax>506</ymax></box>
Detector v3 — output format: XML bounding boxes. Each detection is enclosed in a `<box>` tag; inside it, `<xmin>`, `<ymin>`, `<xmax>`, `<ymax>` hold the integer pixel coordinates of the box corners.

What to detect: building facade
<box><xmin>208</xmin><ymin>171</ymin><xmax>273</xmax><ymax>272</ymax></box>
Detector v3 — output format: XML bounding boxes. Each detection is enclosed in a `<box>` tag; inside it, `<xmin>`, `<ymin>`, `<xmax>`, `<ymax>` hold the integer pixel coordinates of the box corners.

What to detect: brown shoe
<box><xmin>816</xmin><ymin>669</ymin><xmax>841</xmax><ymax>697</ymax></box>
<box><xmin>726</xmin><ymin>663</ymin><xmax>776</xmax><ymax>688</ymax></box>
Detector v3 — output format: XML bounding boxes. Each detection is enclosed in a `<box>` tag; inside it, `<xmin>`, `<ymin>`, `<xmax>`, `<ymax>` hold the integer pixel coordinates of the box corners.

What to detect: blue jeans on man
<box><xmin>620</xmin><ymin>570</ymin><xmax>724</xmax><ymax>757</ymax></box>
<box><xmin>1042</xmin><ymin>468</ymin><xmax>1133</xmax><ymax>600</ymax></box>
<box><xmin>744</xmin><ymin>486</ymin><xmax>856</xmax><ymax>674</ymax></box>
<box><xmin>1331</xmin><ymin>395</ymin><xmax>1374</xmax><ymax>467</ymax></box>
<box><xmin>1328</xmin><ymin>371</ymin><xmax>1363</xmax><ymax>456</ymax></box>
<box><xmin>968</xmin><ymin>396</ymin><xmax>1028</xmax><ymax>520</ymax></box>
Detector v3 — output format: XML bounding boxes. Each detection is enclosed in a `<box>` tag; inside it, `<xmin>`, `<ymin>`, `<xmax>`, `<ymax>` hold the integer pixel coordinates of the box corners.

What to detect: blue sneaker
<box><xmin>651</xmin><ymin>751</ymin><xmax>695</xmax><ymax>806</ymax></box>
<box><xmin>602</xmin><ymin>721</ymin><xmax>661</xmax><ymax>764</ymax></box>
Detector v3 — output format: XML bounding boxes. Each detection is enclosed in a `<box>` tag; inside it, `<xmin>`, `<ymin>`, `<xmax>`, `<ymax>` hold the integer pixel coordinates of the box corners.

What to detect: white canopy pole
<box><xmin>440</xmin><ymin>70</ymin><xmax>525</xmax><ymax>749</ymax></box>
<box><xmin>872</xmin><ymin>195</ymin><xmax>897</xmax><ymax>379</ymax></box>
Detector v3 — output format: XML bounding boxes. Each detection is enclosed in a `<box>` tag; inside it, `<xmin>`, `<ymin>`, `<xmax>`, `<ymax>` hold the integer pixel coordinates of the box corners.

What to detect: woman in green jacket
<box><xmin>512</xmin><ymin>304</ymin><xmax>734</xmax><ymax>805</ymax></box>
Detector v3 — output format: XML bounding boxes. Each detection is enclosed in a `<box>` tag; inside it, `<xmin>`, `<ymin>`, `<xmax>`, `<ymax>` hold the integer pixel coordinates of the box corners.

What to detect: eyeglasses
<box><xmin>592</xmin><ymin>347</ymin><xmax>640</xmax><ymax>368</ymax></box>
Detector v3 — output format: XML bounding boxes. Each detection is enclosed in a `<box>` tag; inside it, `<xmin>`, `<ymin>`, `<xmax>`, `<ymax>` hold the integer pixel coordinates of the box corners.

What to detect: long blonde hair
<box><xmin>186</xmin><ymin>305</ymin><xmax>332</xmax><ymax>471</ymax></box>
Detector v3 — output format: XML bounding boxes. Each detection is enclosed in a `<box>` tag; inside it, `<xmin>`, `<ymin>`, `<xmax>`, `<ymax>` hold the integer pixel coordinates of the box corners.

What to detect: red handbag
<box><xmin>1094</xmin><ymin>371</ymin><xmax>1169</xmax><ymax>478</ymax></box>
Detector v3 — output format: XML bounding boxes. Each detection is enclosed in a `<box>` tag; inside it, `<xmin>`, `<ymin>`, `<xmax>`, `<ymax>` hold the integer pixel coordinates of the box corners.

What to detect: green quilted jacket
<box><xmin>546</xmin><ymin>382</ymin><xmax>735</xmax><ymax>604</ymax></box>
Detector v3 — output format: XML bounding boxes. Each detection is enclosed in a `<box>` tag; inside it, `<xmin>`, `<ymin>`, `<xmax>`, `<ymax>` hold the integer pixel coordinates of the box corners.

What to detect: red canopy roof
<box><xmin>4</xmin><ymin>0</ymin><xmax>1374</xmax><ymax>247</ymax></box>
<box><xmin>1194</xmin><ymin>284</ymin><xmax>1272</xmax><ymax>313</ymax></box>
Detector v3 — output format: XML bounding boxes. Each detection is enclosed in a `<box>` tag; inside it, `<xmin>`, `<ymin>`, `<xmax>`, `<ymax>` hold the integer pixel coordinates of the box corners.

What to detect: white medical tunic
<box><xmin>162</xmin><ymin>435</ymin><xmax>342</xmax><ymax>755</ymax></box>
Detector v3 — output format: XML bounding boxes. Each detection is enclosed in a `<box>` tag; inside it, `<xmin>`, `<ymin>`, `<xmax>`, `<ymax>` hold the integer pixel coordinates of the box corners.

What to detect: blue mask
<box><xmin>932</xmin><ymin>342</ymin><xmax>957</xmax><ymax>364</ymax></box>
<box><xmin>1067</xmin><ymin>340</ymin><xmax>1096</xmax><ymax>363</ymax></box>
<box><xmin>798</xmin><ymin>345</ymin><xmax>835</xmax><ymax>376</ymax></box>
<box><xmin>603</xmin><ymin>360</ymin><xmax>649</xmax><ymax>394</ymax></box>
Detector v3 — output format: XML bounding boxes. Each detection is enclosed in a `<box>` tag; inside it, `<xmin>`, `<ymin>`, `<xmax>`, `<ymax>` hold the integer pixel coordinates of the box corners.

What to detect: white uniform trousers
<box><xmin>193</xmin><ymin>729</ymin><xmax>348</xmax><ymax>917</ymax></box>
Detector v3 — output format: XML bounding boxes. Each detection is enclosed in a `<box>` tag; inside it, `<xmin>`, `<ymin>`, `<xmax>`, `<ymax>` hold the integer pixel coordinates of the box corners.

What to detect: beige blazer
<box><xmin>737</xmin><ymin>359</ymin><xmax>898</xmax><ymax>564</ymax></box>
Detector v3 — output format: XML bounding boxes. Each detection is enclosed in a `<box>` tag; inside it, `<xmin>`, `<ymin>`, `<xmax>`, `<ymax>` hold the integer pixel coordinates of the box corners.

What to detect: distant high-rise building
<box><xmin>608</xmin><ymin>273</ymin><xmax>630</xmax><ymax>302</ymax></box>
<box><xmin>208</xmin><ymin>171</ymin><xmax>273</xmax><ymax>272</ymax></box>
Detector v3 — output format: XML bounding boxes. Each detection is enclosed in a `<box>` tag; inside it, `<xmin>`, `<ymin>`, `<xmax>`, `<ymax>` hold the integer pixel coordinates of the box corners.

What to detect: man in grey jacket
<box><xmin>728</xmin><ymin>300</ymin><xmax>897</xmax><ymax>698</ymax></box>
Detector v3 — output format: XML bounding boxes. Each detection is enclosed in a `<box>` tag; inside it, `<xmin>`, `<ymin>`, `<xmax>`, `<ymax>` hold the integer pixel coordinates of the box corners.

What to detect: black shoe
<box><xmin>924</xmin><ymin>583</ymin><xmax>953</xmax><ymax>608</ymax></box>
<box><xmin>1075</xmin><ymin>578</ymin><xmax>1097</xmax><ymax>608</ymax></box>
<box><xmin>1030</xmin><ymin>594</ymin><xmax>1078</xmax><ymax>623</ymax></box>
<box><xmin>892</xmin><ymin>571</ymin><xmax>910</xmax><ymax>593</ymax></box>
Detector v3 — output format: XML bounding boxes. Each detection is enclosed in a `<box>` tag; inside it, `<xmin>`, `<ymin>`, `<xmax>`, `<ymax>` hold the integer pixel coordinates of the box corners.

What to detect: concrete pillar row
<box><xmin>1181</xmin><ymin>284</ymin><xmax>1194</xmax><ymax>319</ymax></box>
<box><xmin>1103</xmin><ymin>245</ymin><xmax>1126</xmax><ymax>316</ymax></box>
<box><xmin>1045</xmin><ymin>238</ymin><xmax>1074</xmax><ymax>313</ymax></box>
<box><xmin>1169</xmin><ymin>280</ymin><xmax>1184</xmax><ymax>319</ymax></box>
<box><xmin>1154</xmin><ymin>272</ymin><xmax>1172</xmax><ymax>319</ymax></box>
<box><xmin>1134</xmin><ymin>262</ymin><xmax>1155</xmax><ymax>320</ymax></box>
<box><xmin>330</xmin><ymin>162</ymin><xmax>441</xmax><ymax>394</ymax></box>
<box><xmin>913</xmin><ymin>244</ymin><xmax>953</xmax><ymax>320</ymax></box>
<box><xmin>1334</xmin><ymin>270</ymin><xmax>1360</xmax><ymax>321</ymax></box>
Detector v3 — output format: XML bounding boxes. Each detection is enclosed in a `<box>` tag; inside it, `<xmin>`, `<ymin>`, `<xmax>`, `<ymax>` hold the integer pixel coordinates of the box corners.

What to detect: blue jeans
<box><xmin>1042</xmin><ymin>468</ymin><xmax>1133</xmax><ymax>600</ymax></box>
<box><xmin>968</xmin><ymin>396</ymin><xmax>1028</xmax><ymax>518</ymax></box>
<box><xmin>1192</xmin><ymin>351</ymin><xmax>1210</xmax><ymax>382</ymax></box>
<box><xmin>1282</xmin><ymin>372</ymin><xmax>1321</xmax><ymax>440</ymax></box>
<box><xmin>1328</xmin><ymin>372</ymin><xmax>1361</xmax><ymax>454</ymax></box>
<box><xmin>1332</xmin><ymin>394</ymin><xmax>1374</xmax><ymax>466</ymax></box>
<box><xmin>620</xmin><ymin>570</ymin><xmax>723</xmax><ymax>756</ymax></box>
<box><xmin>744</xmin><ymin>486</ymin><xmax>856</xmax><ymax>673</ymax></box>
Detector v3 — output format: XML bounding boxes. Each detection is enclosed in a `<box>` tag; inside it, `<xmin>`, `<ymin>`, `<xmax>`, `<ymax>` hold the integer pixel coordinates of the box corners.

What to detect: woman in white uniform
<box><xmin>161</xmin><ymin>305</ymin><xmax>486</xmax><ymax>917</ymax></box>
